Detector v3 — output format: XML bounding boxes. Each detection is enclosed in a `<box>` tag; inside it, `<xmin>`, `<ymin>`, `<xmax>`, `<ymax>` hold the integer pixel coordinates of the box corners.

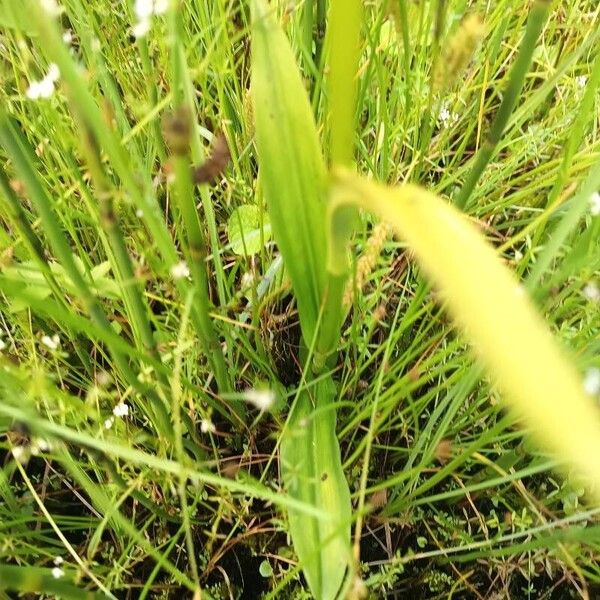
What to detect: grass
<box><xmin>0</xmin><ymin>0</ymin><xmax>599</xmax><ymax>598</ymax></box>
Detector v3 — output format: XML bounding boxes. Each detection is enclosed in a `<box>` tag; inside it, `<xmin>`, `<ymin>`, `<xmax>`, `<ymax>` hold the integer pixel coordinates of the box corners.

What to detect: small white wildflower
<box><xmin>154</xmin><ymin>0</ymin><xmax>169</xmax><ymax>14</ymax></box>
<box><xmin>135</xmin><ymin>208</ymin><xmax>144</xmax><ymax>217</ymax></box>
<box><xmin>583</xmin><ymin>368</ymin><xmax>600</xmax><ymax>396</ymax></box>
<box><xmin>51</xmin><ymin>567</ymin><xmax>64</xmax><ymax>579</ymax></box>
<box><xmin>47</xmin><ymin>63</ymin><xmax>60</xmax><ymax>82</ymax></box>
<box><xmin>26</xmin><ymin>81</ymin><xmax>43</xmax><ymax>100</ymax></box>
<box><xmin>41</xmin><ymin>334</ymin><xmax>60</xmax><ymax>350</ymax></box>
<box><xmin>11</xmin><ymin>446</ymin><xmax>28</xmax><ymax>464</ymax></box>
<box><xmin>113</xmin><ymin>402</ymin><xmax>130</xmax><ymax>418</ymax></box>
<box><xmin>104</xmin><ymin>417</ymin><xmax>114</xmax><ymax>430</ymax></box>
<box><xmin>134</xmin><ymin>0</ymin><xmax>154</xmax><ymax>19</ymax></box>
<box><xmin>26</xmin><ymin>64</ymin><xmax>60</xmax><ymax>100</ymax></box>
<box><xmin>53</xmin><ymin>556</ymin><xmax>64</xmax><ymax>566</ymax></box>
<box><xmin>243</xmin><ymin>388</ymin><xmax>275</xmax><ymax>411</ymax></box>
<box><xmin>576</xmin><ymin>75</ymin><xmax>587</xmax><ymax>89</ymax></box>
<box><xmin>589</xmin><ymin>191</ymin><xmax>600</xmax><ymax>216</ymax></box>
<box><xmin>200</xmin><ymin>418</ymin><xmax>216</xmax><ymax>433</ymax></box>
<box><xmin>170</xmin><ymin>261</ymin><xmax>190</xmax><ymax>280</ymax></box>
<box><xmin>37</xmin><ymin>439</ymin><xmax>50</xmax><ymax>452</ymax></box>
<box><xmin>40</xmin><ymin>0</ymin><xmax>64</xmax><ymax>16</ymax></box>
<box><xmin>583</xmin><ymin>283</ymin><xmax>600</xmax><ymax>302</ymax></box>
<box><xmin>132</xmin><ymin>18</ymin><xmax>151</xmax><ymax>39</ymax></box>
<box><xmin>31</xmin><ymin>438</ymin><xmax>51</xmax><ymax>456</ymax></box>
<box><xmin>62</xmin><ymin>30</ymin><xmax>73</xmax><ymax>44</ymax></box>
<box><xmin>0</xmin><ymin>338</ymin><xmax>6</xmax><ymax>351</ymax></box>
<box><xmin>438</xmin><ymin>102</ymin><xmax>459</xmax><ymax>126</ymax></box>
<box><xmin>514</xmin><ymin>250</ymin><xmax>523</xmax><ymax>262</ymax></box>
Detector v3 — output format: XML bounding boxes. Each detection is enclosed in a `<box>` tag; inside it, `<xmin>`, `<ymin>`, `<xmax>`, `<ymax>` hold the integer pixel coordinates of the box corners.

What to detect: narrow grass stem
<box><xmin>454</xmin><ymin>0</ymin><xmax>552</xmax><ymax>210</ymax></box>
<box><xmin>314</xmin><ymin>0</ymin><xmax>364</xmax><ymax>369</ymax></box>
<box><xmin>525</xmin><ymin>48</ymin><xmax>600</xmax><ymax>286</ymax></box>
<box><xmin>167</xmin><ymin>3</ymin><xmax>232</xmax><ymax>396</ymax></box>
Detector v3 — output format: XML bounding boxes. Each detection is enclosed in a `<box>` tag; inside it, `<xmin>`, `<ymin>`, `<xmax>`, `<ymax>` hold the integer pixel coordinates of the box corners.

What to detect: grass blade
<box><xmin>331</xmin><ymin>168</ymin><xmax>600</xmax><ymax>497</ymax></box>
<box><xmin>454</xmin><ymin>0</ymin><xmax>552</xmax><ymax>210</ymax></box>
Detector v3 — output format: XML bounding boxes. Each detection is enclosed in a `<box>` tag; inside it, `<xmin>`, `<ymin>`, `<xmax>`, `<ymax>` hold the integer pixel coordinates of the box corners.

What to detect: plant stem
<box><xmin>314</xmin><ymin>0</ymin><xmax>364</xmax><ymax>370</ymax></box>
<box><xmin>315</xmin><ymin>0</ymin><xmax>327</xmax><ymax>71</ymax></box>
<box><xmin>328</xmin><ymin>0</ymin><xmax>362</xmax><ymax>166</ymax></box>
<box><xmin>167</xmin><ymin>2</ymin><xmax>232</xmax><ymax>396</ymax></box>
<box><xmin>454</xmin><ymin>0</ymin><xmax>552</xmax><ymax>210</ymax></box>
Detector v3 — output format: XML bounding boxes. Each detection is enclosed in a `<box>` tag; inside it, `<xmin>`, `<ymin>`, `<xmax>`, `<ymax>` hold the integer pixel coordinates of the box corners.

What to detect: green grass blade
<box><xmin>454</xmin><ymin>0</ymin><xmax>552</xmax><ymax>210</ymax></box>
<box><xmin>280</xmin><ymin>376</ymin><xmax>352</xmax><ymax>600</ymax></box>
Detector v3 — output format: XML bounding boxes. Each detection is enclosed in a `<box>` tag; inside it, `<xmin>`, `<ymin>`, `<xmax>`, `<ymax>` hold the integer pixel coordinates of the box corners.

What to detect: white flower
<box><xmin>170</xmin><ymin>261</ymin><xmax>190</xmax><ymax>280</ymax></box>
<box><xmin>583</xmin><ymin>283</ymin><xmax>600</xmax><ymax>302</ymax></box>
<box><xmin>31</xmin><ymin>438</ymin><xmax>51</xmax><ymax>456</ymax></box>
<box><xmin>53</xmin><ymin>556</ymin><xmax>64</xmax><ymax>566</ymax></box>
<box><xmin>133</xmin><ymin>0</ymin><xmax>168</xmax><ymax>37</ymax></box>
<box><xmin>132</xmin><ymin>18</ymin><xmax>151</xmax><ymax>39</ymax></box>
<box><xmin>154</xmin><ymin>0</ymin><xmax>169</xmax><ymax>14</ymax></box>
<box><xmin>104</xmin><ymin>417</ymin><xmax>114</xmax><ymax>430</ymax></box>
<box><xmin>40</xmin><ymin>0</ymin><xmax>64</xmax><ymax>16</ymax></box>
<box><xmin>576</xmin><ymin>75</ymin><xmax>587</xmax><ymax>89</ymax></box>
<box><xmin>134</xmin><ymin>0</ymin><xmax>154</xmax><ymax>19</ymax></box>
<box><xmin>47</xmin><ymin>63</ymin><xmax>60</xmax><ymax>82</ymax></box>
<box><xmin>243</xmin><ymin>388</ymin><xmax>275</xmax><ymax>411</ymax></box>
<box><xmin>11</xmin><ymin>446</ymin><xmax>28</xmax><ymax>464</ymax></box>
<box><xmin>583</xmin><ymin>368</ymin><xmax>600</xmax><ymax>396</ymax></box>
<box><xmin>51</xmin><ymin>567</ymin><xmax>64</xmax><ymax>579</ymax></box>
<box><xmin>26</xmin><ymin>64</ymin><xmax>60</xmax><ymax>100</ymax></box>
<box><xmin>62</xmin><ymin>30</ymin><xmax>73</xmax><ymax>44</ymax></box>
<box><xmin>438</xmin><ymin>102</ymin><xmax>459</xmax><ymax>126</ymax></box>
<box><xmin>200</xmin><ymin>418</ymin><xmax>216</xmax><ymax>433</ymax></box>
<box><xmin>439</xmin><ymin>107</ymin><xmax>451</xmax><ymax>123</ymax></box>
<box><xmin>41</xmin><ymin>334</ymin><xmax>60</xmax><ymax>350</ymax></box>
<box><xmin>590</xmin><ymin>191</ymin><xmax>600</xmax><ymax>216</ymax></box>
<box><xmin>113</xmin><ymin>402</ymin><xmax>130</xmax><ymax>418</ymax></box>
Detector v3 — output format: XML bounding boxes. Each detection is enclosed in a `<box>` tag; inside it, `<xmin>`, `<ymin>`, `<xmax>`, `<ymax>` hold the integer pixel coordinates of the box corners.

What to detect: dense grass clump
<box><xmin>0</xmin><ymin>0</ymin><xmax>599</xmax><ymax>598</ymax></box>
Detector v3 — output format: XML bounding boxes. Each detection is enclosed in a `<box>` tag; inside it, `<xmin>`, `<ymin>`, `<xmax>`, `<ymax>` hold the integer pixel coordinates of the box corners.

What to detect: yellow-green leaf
<box><xmin>330</xmin><ymin>168</ymin><xmax>600</xmax><ymax>496</ymax></box>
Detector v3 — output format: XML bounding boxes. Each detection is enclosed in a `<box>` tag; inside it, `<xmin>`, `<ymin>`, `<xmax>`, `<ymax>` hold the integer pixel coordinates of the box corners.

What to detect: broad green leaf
<box><xmin>3</xmin><ymin>260</ymin><xmax>121</xmax><ymax>309</ymax></box>
<box><xmin>251</xmin><ymin>4</ymin><xmax>352</xmax><ymax>596</ymax></box>
<box><xmin>0</xmin><ymin>563</ymin><xmax>105</xmax><ymax>599</ymax></box>
<box><xmin>280</xmin><ymin>377</ymin><xmax>352</xmax><ymax>600</ymax></box>
<box><xmin>330</xmin><ymin>169</ymin><xmax>600</xmax><ymax>497</ymax></box>
<box><xmin>251</xmin><ymin>0</ymin><xmax>327</xmax><ymax>342</ymax></box>
<box><xmin>226</xmin><ymin>205</ymin><xmax>272</xmax><ymax>256</ymax></box>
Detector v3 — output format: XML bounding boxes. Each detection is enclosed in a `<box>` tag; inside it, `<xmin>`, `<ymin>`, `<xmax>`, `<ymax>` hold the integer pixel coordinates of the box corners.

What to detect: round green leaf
<box><xmin>226</xmin><ymin>205</ymin><xmax>271</xmax><ymax>256</ymax></box>
<box><xmin>258</xmin><ymin>559</ymin><xmax>273</xmax><ymax>578</ymax></box>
